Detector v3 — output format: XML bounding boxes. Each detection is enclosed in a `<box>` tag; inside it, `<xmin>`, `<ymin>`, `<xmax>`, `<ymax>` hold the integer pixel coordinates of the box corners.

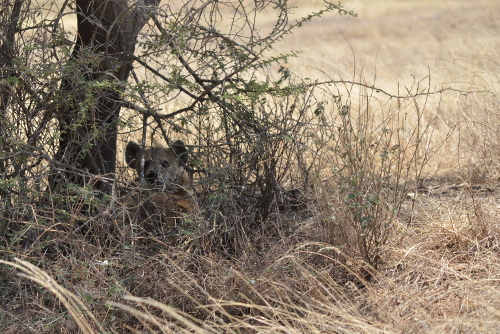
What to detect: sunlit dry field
<box><xmin>278</xmin><ymin>0</ymin><xmax>499</xmax><ymax>163</ymax></box>
<box><xmin>283</xmin><ymin>0</ymin><xmax>498</xmax><ymax>89</ymax></box>
<box><xmin>281</xmin><ymin>0</ymin><xmax>499</xmax><ymax>175</ymax></box>
<box><xmin>2</xmin><ymin>0</ymin><xmax>500</xmax><ymax>333</ymax></box>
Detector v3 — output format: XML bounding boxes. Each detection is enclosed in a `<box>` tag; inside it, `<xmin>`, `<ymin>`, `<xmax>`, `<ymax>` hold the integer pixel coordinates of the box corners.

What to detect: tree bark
<box><xmin>0</xmin><ymin>0</ymin><xmax>23</xmax><ymax>191</ymax></box>
<box><xmin>51</xmin><ymin>0</ymin><xmax>159</xmax><ymax>191</ymax></box>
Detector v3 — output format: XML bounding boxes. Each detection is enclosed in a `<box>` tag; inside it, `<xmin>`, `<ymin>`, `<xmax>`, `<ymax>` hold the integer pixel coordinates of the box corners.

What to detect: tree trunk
<box><xmin>51</xmin><ymin>0</ymin><xmax>159</xmax><ymax>192</ymax></box>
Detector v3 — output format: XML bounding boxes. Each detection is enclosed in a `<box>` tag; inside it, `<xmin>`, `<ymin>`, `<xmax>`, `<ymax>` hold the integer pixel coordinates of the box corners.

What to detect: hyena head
<box><xmin>125</xmin><ymin>140</ymin><xmax>189</xmax><ymax>187</ymax></box>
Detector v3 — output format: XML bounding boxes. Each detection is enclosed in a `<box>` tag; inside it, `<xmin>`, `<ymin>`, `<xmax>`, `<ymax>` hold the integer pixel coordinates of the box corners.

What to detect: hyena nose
<box><xmin>146</xmin><ymin>170</ymin><xmax>158</xmax><ymax>185</ymax></box>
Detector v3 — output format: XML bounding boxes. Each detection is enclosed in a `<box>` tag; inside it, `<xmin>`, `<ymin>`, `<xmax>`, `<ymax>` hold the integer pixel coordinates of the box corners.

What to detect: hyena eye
<box><xmin>160</xmin><ymin>160</ymin><xmax>170</xmax><ymax>168</ymax></box>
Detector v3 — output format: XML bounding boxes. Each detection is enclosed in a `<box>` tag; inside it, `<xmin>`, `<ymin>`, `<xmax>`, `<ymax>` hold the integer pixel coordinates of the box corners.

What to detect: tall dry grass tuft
<box><xmin>0</xmin><ymin>258</ymin><xmax>104</xmax><ymax>334</ymax></box>
<box><xmin>363</xmin><ymin>185</ymin><xmax>500</xmax><ymax>333</ymax></box>
<box><xmin>459</xmin><ymin>91</ymin><xmax>500</xmax><ymax>181</ymax></box>
<box><xmin>312</xmin><ymin>81</ymin><xmax>445</xmax><ymax>271</ymax></box>
<box><xmin>104</xmin><ymin>243</ymin><xmax>394</xmax><ymax>333</ymax></box>
<box><xmin>2</xmin><ymin>244</ymin><xmax>392</xmax><ymax>333</ymax></box>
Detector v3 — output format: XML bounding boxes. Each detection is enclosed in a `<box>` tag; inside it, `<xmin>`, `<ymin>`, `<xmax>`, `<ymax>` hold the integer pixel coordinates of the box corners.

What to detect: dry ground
<box><xmin>2</xmin><ymin>0</ymin><xmax>500</xmax><ymax>333</ymax></box>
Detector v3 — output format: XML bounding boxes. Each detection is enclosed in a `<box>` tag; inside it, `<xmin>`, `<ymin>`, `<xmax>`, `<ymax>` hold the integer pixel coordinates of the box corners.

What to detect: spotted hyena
<box><xmin>122</xmin><ymin>140</ymin><xmax>196</xmax><ymax>239</ymax></box>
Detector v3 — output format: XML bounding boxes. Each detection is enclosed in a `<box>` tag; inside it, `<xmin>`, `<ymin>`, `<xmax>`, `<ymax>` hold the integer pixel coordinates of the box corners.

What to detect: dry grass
<box><xmin>2</xmin><ymin>0</ymin><xmax>500</xmax><ymax>333</ymax></box>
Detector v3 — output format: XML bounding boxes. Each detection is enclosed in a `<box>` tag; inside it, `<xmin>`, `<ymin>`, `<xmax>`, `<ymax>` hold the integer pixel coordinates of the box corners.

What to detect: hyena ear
<box><xmin>125</xmin><ymin>141</ymin><xmax>141</xmax><ymax>168</ymax></box>
<box><xmin>172</xmin><ymin>140</ymin><xmax>189</xmax><ymax>165</ymax></box>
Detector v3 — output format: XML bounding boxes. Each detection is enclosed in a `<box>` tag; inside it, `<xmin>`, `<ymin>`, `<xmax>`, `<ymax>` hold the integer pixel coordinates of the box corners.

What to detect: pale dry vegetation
<box><xmin>1</xmin><ymin>0</ymin><xmax>500</xmax><ymax>333</ymax></box>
